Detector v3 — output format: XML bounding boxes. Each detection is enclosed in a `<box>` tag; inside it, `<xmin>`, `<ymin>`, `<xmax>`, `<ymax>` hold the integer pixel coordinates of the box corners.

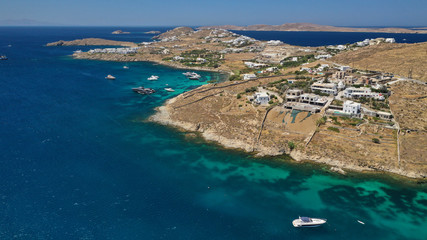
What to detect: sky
<box><xmin>0</xmin><ymin>0</ymin><xmax>426</xmax><ymax>27</ymax></box>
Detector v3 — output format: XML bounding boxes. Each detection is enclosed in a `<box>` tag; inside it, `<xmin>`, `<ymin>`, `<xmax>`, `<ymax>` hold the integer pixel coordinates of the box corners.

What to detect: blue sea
<box><xmin>0</xmin><ymin>27</ymin><xmax>426</xmax><ymax>240</ymax></box>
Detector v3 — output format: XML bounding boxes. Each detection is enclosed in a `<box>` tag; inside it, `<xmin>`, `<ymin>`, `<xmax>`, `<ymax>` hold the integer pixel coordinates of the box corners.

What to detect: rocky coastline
<box><xmin>149</xmin><ymin>89</ymin><xmax>424</xmax><ymax>180</ymax></box>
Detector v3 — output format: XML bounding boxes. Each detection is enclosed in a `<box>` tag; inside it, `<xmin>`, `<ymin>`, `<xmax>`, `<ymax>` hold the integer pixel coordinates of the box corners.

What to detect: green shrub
<box><xmin>236</xmin><ymin>94</ymin><xmax>241</xmax><ymax>99</ymax></box>
<box><xmin>327</xmin><ymin>127</ymin><xmax>340</xmax><ymax>133</ymax></box>
<box><xmin>372</xmin><ymin>138</ymin><xmax>380</xmax><ymax>144</ymax></box>
<box><xmin>316</xmin><ymin>116</ymin><xmax>327</xmax><ymax>126</ymax></box>
<box><xmin>288</xmin><ymin>141</ymin><xmax>295</xmax><ymax>150</ymax></box>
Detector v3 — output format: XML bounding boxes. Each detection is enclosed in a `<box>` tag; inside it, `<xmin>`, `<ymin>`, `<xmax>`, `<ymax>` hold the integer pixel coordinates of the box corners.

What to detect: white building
<box><xmin>344</xmin><ymin>87</ymin><xmax>385</xmax><ymax>100</ymax></box>
<box><xmin>173</xmin><ymin>56</ymin><xmax>185</xmax><ymax>61</ymax></box>
<box><xmin>315</xmin><ymin>54</ymin><xmax>332</xmax><ymax>60</ymax></box>
<box><xmin>243</xmin><ymin>73</ymin><xmax>257</xmax><ymax>80</ymax></box>
<box><xmin>254</xmin><ymin>92</ymin><xmax>270</xmax><ymax>105</ymax></box>
<box><xmin>244</xmin><ymin>62</ymin><xmax>268</xmax><ymax>69</ymax></box>
<box><xmin>266</xmin><ymin>67</ymin><xmax>278</xmax><ymax>72</ymax></box>
<box><xmin>344</xmin><ymin>101</ymin><xmax>361</xmax><ymax>115</ymax></box>
<box><xmin>385</xmin><ymin>38</ymin><xmax>396</xmax><ymax>43</ymax></box>
<box><xmin>311</xmin><ymin>83</ymin><xmax>338</xmax><ymax>95</ymax></box>
<box><xmin>338</xmin><ymin>65</ymin><xmax>351</xmax><ymax>71</ymax></box>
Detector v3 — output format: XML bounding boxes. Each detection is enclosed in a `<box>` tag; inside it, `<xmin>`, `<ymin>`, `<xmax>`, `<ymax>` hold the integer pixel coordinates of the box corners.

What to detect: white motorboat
<box><xmin>164</xmin><ymin>88</ymin><xmax>175</xmax><ymax>92</ymax></box>
<box><xmin>292</xmin><ymin>217</ymin><xmax>327</xmax><ymax>227</ymax></box>
<box><xmin>73</xmin><ymin>50</ymin><xmax>82</xmax><ymax>54</ymax></box>
<box><xmin>183</xmin><ymin>72</ymin><xmax>195</xmax><ymax>76</ymax></box>
<box><xmin>148</xmin><ymin>75</ymin><xmax>159</xmax><ymax>81</ymax></box>
<box><xmin>105</xmin><ymin>74</ymin><xmax>116</xmax><ymax>80</ymax></box>
<box><xmin>188</xmin><ymin>73</ymin><xmax>201</xmax><ymax>80</ymax></box>
<box><xmin>123</xmin><ymin>66</ymin><xmax>129</xmax><ymax>69</ymax></box>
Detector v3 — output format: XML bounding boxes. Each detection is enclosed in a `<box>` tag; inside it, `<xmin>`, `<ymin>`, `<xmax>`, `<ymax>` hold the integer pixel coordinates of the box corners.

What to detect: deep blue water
<box><xmin>0</xmin><ymin>27</ymin><xmax>426</xmax><ymax>239</ymax></box>
<box><xmin>232</xmin><ymin>30</ymin><xmax>427</xmax><ymax>46</ymax></box>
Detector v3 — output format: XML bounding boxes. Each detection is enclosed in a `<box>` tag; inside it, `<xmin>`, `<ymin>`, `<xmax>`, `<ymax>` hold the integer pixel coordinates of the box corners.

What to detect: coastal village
<box><xmin>48</xmin><ymin>27</ymin><xmax>427</xmax><ymax>179</ymax></box>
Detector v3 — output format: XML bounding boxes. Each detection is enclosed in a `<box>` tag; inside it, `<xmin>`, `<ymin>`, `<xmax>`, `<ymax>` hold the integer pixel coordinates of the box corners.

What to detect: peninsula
<box><xmin>199</xmin><ymin>23</ymin><xmax>427</xmax><ymax>34</ymax></box>
<box><xmin>47</xmin><ymin>27</ymin><xmax>427</xmax><ymax>179</ymax></box>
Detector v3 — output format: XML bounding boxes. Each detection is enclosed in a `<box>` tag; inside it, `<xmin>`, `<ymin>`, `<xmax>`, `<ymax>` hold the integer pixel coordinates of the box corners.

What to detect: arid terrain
<box><xmin>332</xmin><ymin>42</ymin><xmax>427</xmax><ymax>81</ymax></box>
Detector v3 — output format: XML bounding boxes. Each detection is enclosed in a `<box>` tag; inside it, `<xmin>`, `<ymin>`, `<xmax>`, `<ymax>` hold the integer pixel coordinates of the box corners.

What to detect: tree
<box><xmin>288</xmin><ymin>141</ymin><xmax>295</xmax><ymax>150</ymax></box>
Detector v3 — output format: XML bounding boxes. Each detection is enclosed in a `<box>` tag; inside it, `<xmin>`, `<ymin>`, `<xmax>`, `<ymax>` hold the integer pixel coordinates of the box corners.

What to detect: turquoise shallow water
<box><xmin>0</xmin><ymin>27</ymin><xmax>426</xmax><ymax>239</ymax></box>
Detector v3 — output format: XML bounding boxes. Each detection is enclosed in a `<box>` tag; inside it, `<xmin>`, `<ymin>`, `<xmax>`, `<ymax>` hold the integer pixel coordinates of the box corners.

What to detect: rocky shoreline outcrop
<box><xmin>149</xmin><ymin>80</ymin><xmax>426</xmax><ymax>180</ymax></box>
<box><xmin>46</xmin><ymin>38</ymin><xmax>137</xmax><ymax>47</ymax></box>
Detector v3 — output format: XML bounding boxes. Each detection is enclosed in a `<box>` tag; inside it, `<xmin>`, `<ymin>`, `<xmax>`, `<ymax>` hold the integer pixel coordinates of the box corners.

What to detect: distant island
<box><xmin>199</xmin><ymin>22</ymin><xmax>427</xmax><ymax>34</ymax></box>
<box><xmin>112</xmin><ymin>30</ymin><xmax>130</xmax><ymax>34</ymax></box>
<box><xmin>145</xmin><ymin>30</ymin><xmax>161</xmax><ymax>34</ymax></box>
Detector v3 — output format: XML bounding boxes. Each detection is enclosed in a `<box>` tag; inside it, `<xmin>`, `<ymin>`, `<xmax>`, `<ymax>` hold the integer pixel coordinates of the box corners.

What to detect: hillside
<box><xmin>199</xmin><ymin>23</ymin><xmax>427</xmax><ymax>34</ymax></box>
<box><xmin>331</xmin><ymin>42</ymin><xmax>427</xmax><ymax>81</ymax></box>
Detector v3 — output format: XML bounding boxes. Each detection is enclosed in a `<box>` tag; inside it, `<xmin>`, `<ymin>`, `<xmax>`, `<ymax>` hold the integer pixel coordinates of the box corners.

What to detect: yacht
<box><xmin>132</xmin><ymin>86</ymin><xmax>156</xmax><ymax>95</ymax></box>
<box><xmin>105</xmin><ymin>74</ymin><xmax>116</xmax><ymax>80</ymax></box>
<box><xmin>123</xmin><ymin>66</ymin><xmax>129</xmax><ymax>69</ymax></box>
<box><xmin>148</xmin><ymin>75</ymin><xmax>159</xmax><ymax>81</ymax></box>
<box><xmin>292</xmin><ymin>217</ymin><xmax>327</xmax><ymax>227</ymax></box>
<box><xmin>188</xmin><ymin>73</ymin><xmax>201</xmax><ymax>80</ymax></box>
<box><xmin>183</xmin><ymin>72</ymin><xmax>195</xmax><ymax>77</ymax></box>
<box><xmin>164</xmin><ymin>88</ymin><xmax>175</xmax><ymax>92</ymax></box>
<box><xmin>0</xmin><ymin>55</ymin><xmax>8</xmax><ymax>60</ymax></box>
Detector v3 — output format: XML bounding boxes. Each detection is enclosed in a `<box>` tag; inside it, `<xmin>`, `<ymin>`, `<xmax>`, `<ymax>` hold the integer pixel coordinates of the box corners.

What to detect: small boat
<box><xmin>147</xmin><ymin>75</ymin><xmax>159</xmax><ymax>81</ymax></box>
<box><xmin>123</xmin><ymin>66</ymin><xmax>129</xmax><ymax>69</ymax></box>
<box><xmin>292</xmin><ymin>217</ymin><xmax>327</xmax><ymax>228</ymax></box>
<box><xmin>357</xmin><ymin>220</ymin><xmax>365</xmax><ymax>225</ymax></box>
<box><xmin>132</xmin><ymin>86</ymin><xmax>156</xmax><ymax>95</ymax></box>
<box><xmin>0</xmin><ymin>55</ymin><xmax>8</xmax><ymax>60</ymax></box>
<box><xmin>164</xmin><ymin>88</ymin><xmax>175</xmax><ymax>92</ymax></box>
<box><xmin>73</xmin><ymin>50</ymin><xmax>82</xmax><ymax>54</ymax></box>
<box><xmin>105</xmin><ymin>74</ymin><xmax>116</xmax><ymax>80</ymax></box>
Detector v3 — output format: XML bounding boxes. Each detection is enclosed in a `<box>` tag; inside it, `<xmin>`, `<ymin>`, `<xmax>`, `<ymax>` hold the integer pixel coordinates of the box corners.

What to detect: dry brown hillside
<box><xmin>331</xmin><ymin>42</ymin><xmax>427</xmax><ymax>81</ymax></box>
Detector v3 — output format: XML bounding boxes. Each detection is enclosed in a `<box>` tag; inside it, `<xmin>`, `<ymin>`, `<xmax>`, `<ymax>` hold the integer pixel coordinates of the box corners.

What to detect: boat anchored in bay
<box><xmin>132</xmin><ymin>86</ymin><xmax>156</xmax><ymax>95</ymax></box>
<box><xmin>105</xmin><ymin>74</ymin><xmax>116</xmax><ymax>80</ymax></box>
<box><xmin>148</xmin><ymin>75</ymin><xmax>159</xmax><ymax>81</ymax></box>
<box><xmin>0</xmin><ymin>55</ymin><xmax>8</xmax><ymax>60</ymax></box>
<box><xmin>292</xmin><ymin>217</ymin><xmax>327</xmax><ymax>227</ymax></box>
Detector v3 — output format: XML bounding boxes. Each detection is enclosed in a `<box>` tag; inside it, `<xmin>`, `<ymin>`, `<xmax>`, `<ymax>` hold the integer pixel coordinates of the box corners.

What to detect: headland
<box><xmin>47</xmin><ymin>26</ymin><xmax>427</xmax><ymax>179</ymax></box>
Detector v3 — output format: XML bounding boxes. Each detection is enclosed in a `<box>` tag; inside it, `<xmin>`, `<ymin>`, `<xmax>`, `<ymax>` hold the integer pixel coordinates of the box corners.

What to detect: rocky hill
<box><xmin>331</xmin><ymin>42</ymin><xmax>427</xmax><ymax>81</ymax></box>
<box><xmin>152</xmin><ymin>27</ymin><xmax>195</xmax><ymax>40</ymax></box>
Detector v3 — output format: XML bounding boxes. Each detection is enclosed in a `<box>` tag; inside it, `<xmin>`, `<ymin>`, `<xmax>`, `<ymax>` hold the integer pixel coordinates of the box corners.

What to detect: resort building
<box><xmin>243</xmin><ymin>73</ymin><xmax>257</xmax><ymax>80</ymax></box>
<box><xmin>344</xmin><ymin>87</ymin><xmax>385</xmax><ymax>100</ymax></box>
<box><xmin>254</xmin><ymin>92</ymin><xmax>270</xmax><ymax>105</ymax></box>
<box><xmin>310</xmin><ymin>82</ymin><xmax>338</xmax><ymax>95</ymax></box>
<box><xmin>244</xmin><ymin>62</ymin><xmax>268</xmax><ymax>69</ymax></box>
<box><xmin>362</xmin><ymin>108</ymin><xmax>393</xmax><ymax>120</ymax></box>
<box><xmin>299</xmin><ymin>93</ymin><xmax>328</xmax><ymax>106</ymax></box>
<box><xmin>343</xmin><ymin>101</ymin><xmax>361</xmax><ymax>115</ymax></box>
<box><xmin>286</xmin><ymin>89</ymin><xmax>303</xmax><ymax>102</ymax></box>
<box><xmin>333</xmin><ymin>71</ymin><xmax>346</xmax><ymax>80</ymax></box>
